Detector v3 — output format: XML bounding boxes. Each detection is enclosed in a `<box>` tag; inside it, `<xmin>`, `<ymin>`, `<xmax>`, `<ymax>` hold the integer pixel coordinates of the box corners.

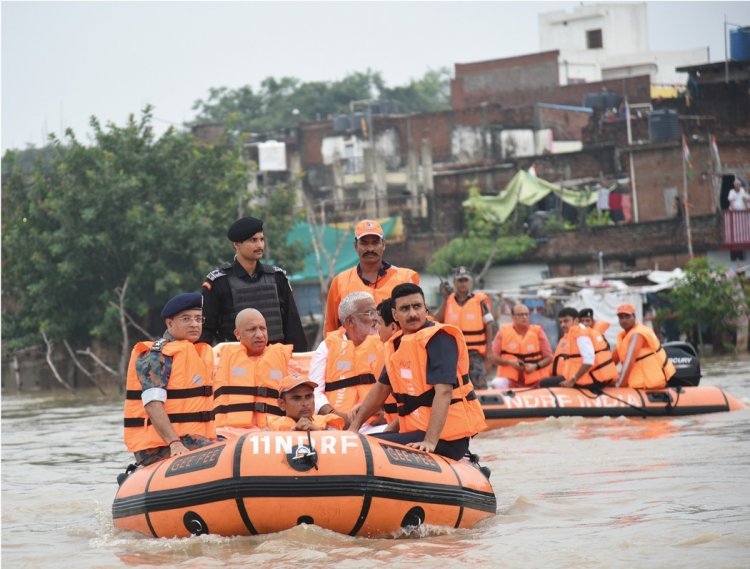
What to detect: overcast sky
<box><xmin>2</xmin><ymin>1</ymin><xmax>749</xmax><ymax>153</ymax></box>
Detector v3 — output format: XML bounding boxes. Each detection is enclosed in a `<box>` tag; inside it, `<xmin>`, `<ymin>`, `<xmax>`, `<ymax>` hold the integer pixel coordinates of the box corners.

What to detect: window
<box><xmin>587</xmin><ymin>29</ymin><xmax>603</xmax><ymax>49</ymax></box>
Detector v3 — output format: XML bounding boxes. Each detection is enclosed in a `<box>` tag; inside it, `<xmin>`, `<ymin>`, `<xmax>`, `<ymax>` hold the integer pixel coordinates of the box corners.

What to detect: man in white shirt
<box><xmin>308</xmin><ymin>292</ymin><xmax>383</xmax><ymax>429</ymax></box>
<box><xmin>554</xmin><ymin>307</ymin><xmax>595</xmax><ymax>387</ymax></box>
<box><xmin>728</xmin><ymin>178</ymin><xmax>749</xmax><ymax>211</ymax></box>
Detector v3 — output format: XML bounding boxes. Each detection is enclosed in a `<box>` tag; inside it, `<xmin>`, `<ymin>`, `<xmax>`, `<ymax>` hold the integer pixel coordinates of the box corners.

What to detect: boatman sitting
<box><xmin>490</xmin><ymin>303</ymin><xmax>553</xmax><ymax>389</ymax></box>
<box><xmin>267</xmin><ymin>373</ymin><xmax>345</xmax><ymax>431</ymax></box>
<box><xmin>552</xmin><ymin>307</ymin><xmax>618</xmax><ymax>388</ymax></box>
<box><xmin>324</xmin><ymin>219</ymin><xmax>419</xmax><ymax>334</ymax></box>
<box><xmin>309</xmin><ymin>291</ymin><xmax>386</xmax><ymax>431</ymax></box>
<box><xmin>434</xmin><ymin>266</ymin><xmax>494</xmax><ymax>390</ymax></box>
<box><xmin>612</xmin><ymin>304</ymin><xmax>676</xmax><ymax>389</ymax></box>
<box><xmin>123</xmin><ymin>293</ymin><xmax>216</xmax><ymax>467</ymax></box>
<box><xmin>200</xmin><ymin>216</ymin><xmax>307</xmax><ymax>351</ymax></box>
<box><xmin>348</xmin><ymin>283</ymin><xmax>487</xmax><ymax>460</ymax></box>
<box><xmin>212</xmin><ymin>308</ymin><xmax>297</xmax><ymax>436</ymax></box>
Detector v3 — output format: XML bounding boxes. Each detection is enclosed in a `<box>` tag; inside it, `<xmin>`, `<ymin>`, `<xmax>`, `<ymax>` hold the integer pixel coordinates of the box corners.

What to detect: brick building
<box><xmin>237</xmin><ymin>46</ymin><xmax>749</xmax><ymax>278</ymax></box>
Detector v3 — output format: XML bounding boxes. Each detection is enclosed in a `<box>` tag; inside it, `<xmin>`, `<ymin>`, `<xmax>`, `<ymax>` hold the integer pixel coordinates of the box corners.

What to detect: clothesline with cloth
<box><xmin>462</xmin><ymin>170</ymin><xmax>616</xmax><ymax>225</ymax></box>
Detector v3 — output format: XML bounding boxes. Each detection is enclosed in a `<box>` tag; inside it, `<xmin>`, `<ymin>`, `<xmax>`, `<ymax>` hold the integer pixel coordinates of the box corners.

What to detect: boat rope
<box><xmin>574</xmin><ymin>385</ymin><xmax>682</xmax><ymax>417</ymax></box>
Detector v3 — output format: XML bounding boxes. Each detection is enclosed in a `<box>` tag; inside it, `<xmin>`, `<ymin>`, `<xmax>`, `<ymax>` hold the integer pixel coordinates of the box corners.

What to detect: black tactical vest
<box><xmin>222</xmin><ymin>265</ymin><xmax>284</xmax><ymax>343</ymax></box>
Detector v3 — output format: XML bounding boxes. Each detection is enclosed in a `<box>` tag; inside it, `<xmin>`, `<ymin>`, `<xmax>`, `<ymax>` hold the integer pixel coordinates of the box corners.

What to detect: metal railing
<box><xmin>723</xmin><ymin>210</ymin><xmax>750</xmax><ymax>248</ymax></box>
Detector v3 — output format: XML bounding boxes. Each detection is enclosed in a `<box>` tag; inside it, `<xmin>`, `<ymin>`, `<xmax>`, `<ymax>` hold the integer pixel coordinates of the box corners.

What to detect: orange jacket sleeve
<box><xmin>324</xmin><ymin>277</ymin><xmax>341</xmax><ymax>335</ymax></box>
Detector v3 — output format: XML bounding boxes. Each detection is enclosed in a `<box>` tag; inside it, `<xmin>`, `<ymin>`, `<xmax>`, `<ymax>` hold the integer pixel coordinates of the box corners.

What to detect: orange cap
<box><xmin>616</xmin><ymin>303</ymin><xmax>636</xmax><ymax>315</ymax></box>
<box><xmin>279</xmin><ymin>372</ymin><xmax>317</xmax><ymax>396</ymax></box>
<box><xmin>354</xmin><ymin>219</ymin><xmax>384</xmax><ymax>240</ymax></box>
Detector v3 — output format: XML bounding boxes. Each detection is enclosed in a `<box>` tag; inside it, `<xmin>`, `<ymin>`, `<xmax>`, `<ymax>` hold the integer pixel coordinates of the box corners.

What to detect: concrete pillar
<box><xmin>375</xmin><ymin>153</ymin><xmax>388</xmax><ymax>217</ymax></box>
<box><xmin>240</xmin><ymin>169</ymin><xmax>259</xmax><ymax>217</ymax></box>
<box><xmin>331</xmin><ymin>158</ymin><xmax>345</xmax><ymax>210</ymax></box>
<box><xmin>363</xmin><ymin>147</ymin><xmax>377</xmax><ymax>218</ymax></box>
<box><xmin>288</xmin><ymin>151</ymin><xmax>304</xmax><ymax>207</ymax></box>
<box><xmin>420</xmin><ymin>138</ymin><xmax>434</xmax><ymax>220</ymax></box>
<box><xmin>407</xmin><ymin>147</ymin><xmax>420</xmax><ymax>217</ymax></box>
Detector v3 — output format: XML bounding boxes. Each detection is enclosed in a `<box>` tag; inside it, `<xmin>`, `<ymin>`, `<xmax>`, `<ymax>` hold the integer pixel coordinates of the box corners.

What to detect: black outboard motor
<box><xmin>663</xmin><ymin>341</ymin><xmax>701</xmax><ymax>387</ymax></box>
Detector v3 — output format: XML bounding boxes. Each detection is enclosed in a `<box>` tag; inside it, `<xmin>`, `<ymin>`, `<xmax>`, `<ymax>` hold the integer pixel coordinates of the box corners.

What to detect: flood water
<box><xmin>2</xmin><ymin>356</ymin><xmax>750</xmax><ymax>568</ymax></box>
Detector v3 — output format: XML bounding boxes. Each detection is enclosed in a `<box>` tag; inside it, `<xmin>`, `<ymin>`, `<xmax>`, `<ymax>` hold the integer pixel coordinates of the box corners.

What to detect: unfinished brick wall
<box><xmin>624</xmin><ymin>143</ymin><xmax>719</xmax><ymax>221</ymax></box>
<box><xmin>530</xmin><ymin>214</ymin><xmax>723</xmax><ymax>276</ymax></box>
<box><xmin>454</xmin><ymin>70</ymin><xmax>651</xmax><ymax>110</ymax></box>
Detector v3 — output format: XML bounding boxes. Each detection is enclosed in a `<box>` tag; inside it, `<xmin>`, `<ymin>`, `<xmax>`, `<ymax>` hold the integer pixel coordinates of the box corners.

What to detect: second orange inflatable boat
<box><xmin>478</xmin><ymin>385</ymin><xmax>746</xmax><ymax>430</ymax></box>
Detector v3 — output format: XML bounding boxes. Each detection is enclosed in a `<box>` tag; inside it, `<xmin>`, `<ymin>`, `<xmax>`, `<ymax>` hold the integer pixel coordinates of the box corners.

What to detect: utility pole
<box><xmin>625</xmin><ymin>96</ymin><xmax>639</xmax><ymax>223</ymax></box>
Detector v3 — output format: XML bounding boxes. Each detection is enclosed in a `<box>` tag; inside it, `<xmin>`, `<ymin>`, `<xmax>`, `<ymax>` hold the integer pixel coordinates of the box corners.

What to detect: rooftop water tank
<box><xmin>649</xmin><ymin>109</ymin><xmax>680</xmax><ymax>142</ymax></box>
<box><xmin>730</xmin><ymin>27</ymin><xmax>750</xmax><ymax>61</ymax></box>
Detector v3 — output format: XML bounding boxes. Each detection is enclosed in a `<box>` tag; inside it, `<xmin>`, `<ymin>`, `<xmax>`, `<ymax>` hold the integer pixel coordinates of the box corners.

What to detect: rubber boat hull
<box><xmin>112</xmin><ymin>431</ymin><xmax>496</xmax><ymax>538</ymax></box>
<box><xmin>478</xmin><ymin>385</ymin><xmax>746</xmax><ymax>430</ymax></box>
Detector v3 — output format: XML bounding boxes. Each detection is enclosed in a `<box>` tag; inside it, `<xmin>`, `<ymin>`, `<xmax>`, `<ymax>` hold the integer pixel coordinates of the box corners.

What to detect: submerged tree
<box><xmin>668</xmin><ymin>258</ymin><xmax>747</xmax><ymax>352</ymax></box>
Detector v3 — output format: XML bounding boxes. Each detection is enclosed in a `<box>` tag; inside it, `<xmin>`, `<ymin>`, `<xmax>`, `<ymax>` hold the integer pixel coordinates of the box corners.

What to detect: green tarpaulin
<box><xmin>462</xmin><ymin>170</ymin><xmax>600</xmax><ymax>225</ymax></box>
<box><xmin>285</xmin><ymin>217</ymin><xmax>401</xmax><ymax>283</ymax></box>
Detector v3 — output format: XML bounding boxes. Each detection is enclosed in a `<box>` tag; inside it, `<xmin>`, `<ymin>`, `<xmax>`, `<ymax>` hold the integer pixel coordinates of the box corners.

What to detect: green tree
<box><xmin>381</xmin><ymin>68</ymin><xmax>452</xmax><ymax>113</ymax></box>
<box><xmin>189</xmin><ymin>68</ymin><xmax>451</xmax><ymax>134</ymax></box>
<box><xmin>244</xmin><ymin>175</ymin><xmax>306</xmax><ymax>274</ymax></box>
<box><xmin>426</xmin><ymin>185</ymin><xmax>536</xmax><ymax>279</ymax></box>
<box><xmin>668</xmin><ymin>258</ymin><xmax>745</xmax><ymax>351</ymax></box>
<box><xmin>2</xmin><ymin>108</ymin><xmax>250</xmax><ymax>368</ymax></box>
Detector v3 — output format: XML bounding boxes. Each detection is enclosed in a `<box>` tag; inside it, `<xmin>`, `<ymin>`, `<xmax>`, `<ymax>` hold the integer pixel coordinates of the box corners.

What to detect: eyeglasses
<box><xmin>353</xmin><ymin>310</ymin><xmax>378</xmax><ymax>319</ymax></box>
<box><xmin>396</xmin><ymin>303</ymin><xmax>426</xmax><ymax>314</ymax></box>
<box><xmin>175</xmin><ymin>315</ymin><xmax>205</xmax><ymax>324</ymax></box>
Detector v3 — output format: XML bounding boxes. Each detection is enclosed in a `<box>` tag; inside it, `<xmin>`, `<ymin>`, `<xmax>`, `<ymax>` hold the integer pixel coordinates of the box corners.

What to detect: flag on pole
<box><xmin>682</xmin><ymin>134</ymin><xmax>693</xmax><ymax>181</ymax></box>
<box><xmin>709</xmin><ymin>134</ymin><xmax>722</xmax><ymax>171</ymax></box>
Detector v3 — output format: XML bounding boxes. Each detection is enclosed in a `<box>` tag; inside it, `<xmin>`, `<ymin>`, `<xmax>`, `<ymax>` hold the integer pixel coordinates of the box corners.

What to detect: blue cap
<box><xmin>161</xmin><ymin>292</ymin><xmax>203</xmax><ymax>319</ymax></box>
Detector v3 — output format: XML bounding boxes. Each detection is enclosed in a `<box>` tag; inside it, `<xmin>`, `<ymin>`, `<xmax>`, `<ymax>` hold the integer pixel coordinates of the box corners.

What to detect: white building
<box><xmin>539</xmin><ymin>3</ymin><xmax>709</xmax><ymax>88</ymax></box>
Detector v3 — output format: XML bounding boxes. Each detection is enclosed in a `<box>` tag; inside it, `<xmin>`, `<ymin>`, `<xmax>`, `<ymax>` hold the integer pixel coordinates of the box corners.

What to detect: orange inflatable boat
<box><xmin>478</xmin><ymin>385</ymin><xmax>746</xmax><ymax>430</ymax></box>
<box><xmin>112</xmin><ymin>431</ymin><xmax>495</xmax><ymax>538</ymax></box>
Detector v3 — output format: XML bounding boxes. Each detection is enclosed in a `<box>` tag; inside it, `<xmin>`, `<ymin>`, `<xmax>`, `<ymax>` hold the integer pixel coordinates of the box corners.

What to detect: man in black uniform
<box><xmin>200</xmin><ymin>216</ymin><xmax>308</xmax><ymax>351</ymax></box>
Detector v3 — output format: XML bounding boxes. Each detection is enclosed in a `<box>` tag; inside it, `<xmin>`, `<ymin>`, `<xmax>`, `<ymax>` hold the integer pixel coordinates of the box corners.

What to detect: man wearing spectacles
<box><xmin>490</xmin><ymin>303</ymin><xmax>552</xmax><ymax>389</ymax></box>
<box><xmin>123</xmin><ymin>292</ymin><xmax>216</xmax><ymax>467</ymax></box>
<box><xmin>324</xmin><ymin>219</ymin><xmax>420</xmax><ymax>334</ymax></box>
<box><xmin>213</xmin><ymin>308</ymin><xmax>298</xmax><ymax>437</ymax></box>
<box><xmin>200</xmin><ymin>216</ymin><xmax>307</xmax><ymax>351</ymax></box>
<box><xmin>349</xmin><ymin>283</ymin><xmax>487</xmax><ymax>460</ymax></box>
<box><xmin>309</xmin><ymin>292</ymin><xmax>385</xmax><ymax>431</ymax></box>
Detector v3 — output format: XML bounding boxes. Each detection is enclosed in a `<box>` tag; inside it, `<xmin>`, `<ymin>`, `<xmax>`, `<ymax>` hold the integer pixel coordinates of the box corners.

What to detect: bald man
<box><xmin>212</xmin><ymin>308</ymin><xmax>297</xmax><ymax>435</ymax></box>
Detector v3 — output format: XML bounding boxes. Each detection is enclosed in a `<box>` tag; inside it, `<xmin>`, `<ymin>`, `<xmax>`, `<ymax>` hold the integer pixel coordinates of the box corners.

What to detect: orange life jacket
<box><xmin>370</xmin><ymin>341</ymin><xmax>399</xmax><ymax>424</ymax></box>
<box><xmin>123</xmin><ymin>339</ymin><xmax>214</xmax><ymax>453</ymax></box>
<box><xmin>553</xmin><ymin>324</ymin><xmax>618</xmax><ymax>386</ymax></box>
<box><xmin>213</xmin><ymin>343</ymin><xmax>293</xmax><ymax>429</ymax></box>
<box><xmin>593</xmin><ymin>320</ymin><xmax>611</xmax><ymax>335</ymax></box>
<box><xmin>384</xmin><ymin>323</ymin><xmax>487</xmax><ymax>440</ymax></box>
<box><xmin>266</xmin><ymin>414</ymin><xmax>345</xmax><ymax>431</ymax></box>
<box><xmin>616</xmin><ymin>323</ymin><xmax>676</xmax><ymax>388</ymax></box>
<box><xmin>323</xmin><ymin>331</ymin><xmax>383</xmax><ymax>413</ymax></box>
<box><xmin>444</xmin><ymin>293</ymin><xmax>491</xmax><ymax>355</ymax></box>
<box><xmin>496</xmin><ymin>324</ymin><xmax>549</xmax><ymax>385</ymax></box>
<box><xmin>324</xmin><ymin>265</ymin><xmax>419</xmax><ymax>333</ymax></box>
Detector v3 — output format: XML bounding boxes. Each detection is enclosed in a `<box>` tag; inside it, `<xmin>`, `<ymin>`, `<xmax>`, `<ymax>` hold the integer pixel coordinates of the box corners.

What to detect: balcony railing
<box><xmin>723</xmin><ymin>210</ymin><xmax>750</xmax><ymax>249</ymax></box>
